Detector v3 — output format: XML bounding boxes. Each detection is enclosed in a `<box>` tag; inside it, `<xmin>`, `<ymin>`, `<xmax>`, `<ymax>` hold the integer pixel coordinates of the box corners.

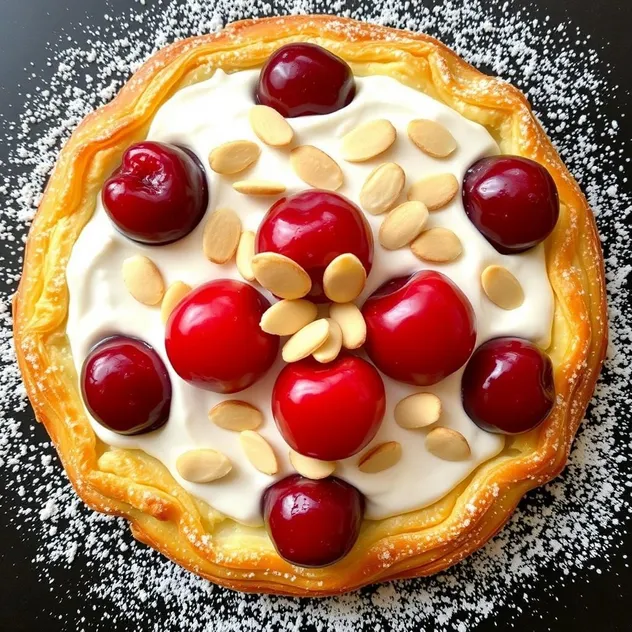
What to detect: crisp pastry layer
<box><xmin>14</xmin><ymin>16</ymin><xmax>607</xmax><ymax>595</ymax></box>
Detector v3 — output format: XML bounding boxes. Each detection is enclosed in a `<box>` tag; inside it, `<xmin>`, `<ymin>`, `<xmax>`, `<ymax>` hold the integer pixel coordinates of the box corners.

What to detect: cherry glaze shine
<box><xmin>81</xmin><ymin>335</ymin><xmax>172</xmax><ymax>435</ymax></box>
<box><xmin>255</xmin><ymin>43</ymin><xmax>356</xmax><ymax>118</ymax></box>
<box><xmin>102</xmin><ymin>141</ymin><xmax>208</xmax><ymax>245</ymax></box>
<box><xmin>262</xmin><ymin>474</ymin><xmax>364</xmax><ymax>567</ymax></box>
<box><xmin>165</xmin><ymin>280</ymin><xmax>278</xmax><ymax>394</ymax></box>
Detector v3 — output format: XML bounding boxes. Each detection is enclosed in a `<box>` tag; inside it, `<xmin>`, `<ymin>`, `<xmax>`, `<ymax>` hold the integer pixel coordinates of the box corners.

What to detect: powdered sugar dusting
<box><xmin>1</xmin><ymin>0</ymin><xmax>630</xmax><ymax>630</ymax></box>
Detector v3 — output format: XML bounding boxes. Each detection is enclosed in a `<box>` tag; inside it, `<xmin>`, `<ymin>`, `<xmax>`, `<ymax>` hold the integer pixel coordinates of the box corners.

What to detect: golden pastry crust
<box><xmin>13</xmin><ymin>15</ymin><xmax>607</xmax><ymax>595</ymax></box>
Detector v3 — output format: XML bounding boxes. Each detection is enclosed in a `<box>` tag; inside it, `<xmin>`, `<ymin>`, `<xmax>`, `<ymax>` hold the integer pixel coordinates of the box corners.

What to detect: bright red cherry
<box><xmin>256</xmin><ymin>43</ymin><xmax>356</xmax><ymax>118</ymax></box>
<box><xmin>81</xmin><ymin>336</ymin><xmax>171</xmax><ymax>435</ymax></box>
<box><xmin>462</xmin><ymin>155</ymin><xmax>559</xmax><ymax>254</ymax></box>
<box><xmin>461</xmin><ymin>337</ymin><xmax>555</xmax><ymax>434</ymax></box>
<box><xmin>272</xmin><ymin>354</ymin><xmax>385</xmax><ymax>461</ymax></box>
<box><xmin>103</xmin><ymin>141</ymin><xmax>208</xmax><ymax>245</ymax></box>
<box><xmin>165</xmin><ymin>280</ymin><xmax>278</xmax><ymax>394</ymax></box>
<box><xmin>362</xmin><ymin>271</ymin><xmax>476</xmax><ymax>387</ymax></box>
<box><xmin>256</xmin><ymin>190</ymin><xmax>373</xmax><ymax>302</ymax></box>
<box><xmin>262</xmin><ymin>474</ymin><xmax>364</xmax><ymax>567</ymax></box>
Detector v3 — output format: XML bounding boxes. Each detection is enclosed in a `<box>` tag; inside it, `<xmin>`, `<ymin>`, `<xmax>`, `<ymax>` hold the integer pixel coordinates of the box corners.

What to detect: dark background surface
<box><xmin>0</xmin><ymin>0</ymin><xmax>630</xmax><ymax>630</ymax></box>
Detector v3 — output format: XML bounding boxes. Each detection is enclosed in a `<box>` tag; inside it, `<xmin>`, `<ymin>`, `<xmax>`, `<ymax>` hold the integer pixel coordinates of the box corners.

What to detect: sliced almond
<box><xmin>313</xmin><ymin>318</ymin><xmax>343</xmax><ymax>363</ymax></box>
<box><xmin>202</xmin><ymin>207</ymin><xmax>242</xmax><ymax>264</ymax></box>
<box><xmin>329</xmin><ymin>303</ymin><xmax>366</xmax><ymax>350</ymax></box>
<box><xmin>481</xmin><ymin>265</ymin><xmax>525</xmax><ymax>310</ymax></box>
<box><xmin>161</xmin><ymin>281</ymin><xmax>192</xmax><ymax>324</ymax></box>
<box><xmin>411</xmin><ymin>227</ymin><xmax>462</xmax><ymax>263</ymax></box>
<box><xmin>290</xmin><ymin>145</ymin><xmax>343</xmax><ymax>191</ymax></box>
<box><xmin>358</xmin><ymin>441</ymin><xmax>402</xmax><ymax>474</ymax></box>
<box><xmin>236</xmin><ymin>230</ymin><xmax>256</xmax><ymax>281</ymax></box>
<box><xmin>239</xmin><ymin>431</ymin><xmax>278</xmax><ymax>475</ymax></box>
<box><xmin>122</xmin><ymin>255</ymin><xmax>165</xmax><ymax>306</ymax></box>
<box><xmin>407</xmin><ymin>173</ymin><xmax>459</xmax><ymax>211</ymax></box>
<box><xmin>209</xmin><ymin>400</ymin><xmax>263</xmax><ymax>432</ymax></box>
<box><xmin>233</xmin><ymin>180</ymin><xmax>286</xmax><ymax>196</ymax></box>
<box><xmin>249</xmin><ymin>105</ymin><xmax>294</xmax><ymax>147</ymax></box>
<box><xmin>282</xmin><ymin>318</ymin><xmax>330</xmax><ymax>363</ymax></box>
<box><xmin>425</xmin><ymin>427</ymin><xmax>471</xmax><ymax>461</ymax></box>
<box><xmin>209</xmin><ymin>140</ymin><xmax>260</xmax><ymax>175</ymax></box>
<box><xmin>407</xmin><ymin>119</ymin><xmax>457</xmax><ymax>158</ymax></box>
<box><xmin>260</xmin><ymin>299</ymin><xmax>318</xmax><ymax>336</ymax></box>
<box><xmin>251</xmin><ymin>252</ymin><xmax>312</xmax><ymax>300</ymax></box>
<box><xmin>323</xmin><ymin>253</ymin><xmax>366</xmax><ymax>303</ymax></box>
<box><xmin>359</xmin><ymin>162</ymin><xmax>406</xmax><ymax>215</ymax></box>
<box><xmin>341</xmin><ymin>119</ymin><xmax>396</xmax><ymax>162</ymax></box>
<box><xmin>394</xmin><ymin>393</ymin><xmax>442</xmax><ymax>429</ymax></box>
<box><xmin>289</xmin><ymin>450</ymin><xmax>336</xmax><ymax>480</ymax></box>
<box><xmin>379</xmin><ymin>201</ymin><xmax>429</xmax><ymax>250</ymax></box>
<box><xmin>176</xmin><ymin>449</ymin><xmax>232</xmax><ymax>483</ymax></box>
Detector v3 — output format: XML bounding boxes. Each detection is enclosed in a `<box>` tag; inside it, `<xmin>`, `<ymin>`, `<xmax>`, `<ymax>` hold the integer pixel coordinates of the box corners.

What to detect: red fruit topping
<box><xmin>256</xmin><ymin>190</ymin><xmax>373</xmax><ymax>302</ymax></box>
<box><xmin>272</xmin><ymin>354</ymin><xmax>385</xmax><ymax>461</ymax></box>
<box><xmin>262</xmin><ymin>474</ymin><xmax>364</xmax><ymax>567</ymax></box>
<box><xmin>363</xmin><ymin>271</ymin><xmax>476</xmax><ymax>387</ymax></box>
<box><xmin>103</xmin><ymin>141</ymin><xmax>208</xmax><ymax>245</ymax></box>
<box><xmin>462</xmin><ymin>155</ymin><xmax>559</xmax><ymax>254</ymax></box>
<box><xmin>81</xmin><ymin>335</ymin><xmax>171</xmax><ymax>435</ymax></box>
<box><xmin>165</xmin><ymin>280</ymin><xmax>278</xmax><ymax>394</ymax></box>
<box><xmin>461</xmin><ymin>337</ymin><xmax>555</xmax><ymax>435</ymax></box>
<box><xmin>256</xmin><ymin>43</ymin><xmax>356</xmax><ymax>118</ymax></box>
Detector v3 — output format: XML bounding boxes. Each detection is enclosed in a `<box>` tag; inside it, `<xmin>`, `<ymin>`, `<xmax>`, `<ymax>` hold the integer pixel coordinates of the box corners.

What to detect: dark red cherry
<box><xmin>362</xmin><ymin>271</ymin><xmax>476</xmax><ymax>387</ymax></box>
<box><xmin>272</xmin><ymin>354</ymin><xmax>385</xmax><ymax>461</ymax></box>
<box><xmin>81</xmin><ymin>335</ymin><xmax>171</xmax><ymax>435</ymax></box>
<box><xmin>461</xmin><ymin>337</ymin><xmax>555</xmax><ymax>434</ymax></box>
<box><xmin>256</xmin><ymin>43</ymin><xmax>355</xmax><ymax>118</ymax></box>
<box><xmin>256</xmin><ymin>190</ymin><xmax>373</xmax><ymax>302</ymax></box>
<box><xmin>262</xmin><ymin>474</ymin><xmax>364</xmax><ymax>567</ymax></box>
<box><xmin>103</xmin><ymin>141</ymin><xmax>208</xmax><ymax>245</ymax></box>
<box><xmin>462</xmin><ymin>155</ymin><xmax>559</xmax><ymax>254</ymax></box>
<box><xmin>165</xmin><ymin>280</ymin><xmax>278</xmax><ymax>394</ymax></box>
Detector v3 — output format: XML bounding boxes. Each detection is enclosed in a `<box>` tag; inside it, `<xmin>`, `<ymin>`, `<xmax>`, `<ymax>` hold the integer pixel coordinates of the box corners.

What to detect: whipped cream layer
<box><xmin>66</xmin><ymin>69</ymin><xmax>554</xmax><ymax>526</ymax></box>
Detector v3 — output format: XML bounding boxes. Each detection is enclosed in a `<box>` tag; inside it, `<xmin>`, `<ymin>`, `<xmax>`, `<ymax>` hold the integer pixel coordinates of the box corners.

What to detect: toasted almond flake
<box><xmin>407</xmin><ymin>119</ymin><xmax>457</xmax><ymax>158</ymax></box>
<box><xmin>425</xmin><ymin>427</ymin><xmax>471</xmax><ymax>461</ymax></box>
<box><xmin>233</xmin><ymin>180</ymin><xmax>286</xmax><ymax>196</ymax></box>
<box><xmin>379</xmin><ymin>201</ymin><xmax>429</xmax><ymax>250</ymax></box>
<box><xmin>236</xmin><ymin>230</ymin><xmax>256</xmax><ymax>281</ymax></box>
<box><xmin>122</xmin><ymin>255</ymin><xmax>165</xmax><ymax>306</ymax></box>
<box><xmin>209</xmin><ymin>140</ymin><xmax>260</xmax><ymax>175</ymax></box>
<box><xmin>323</xmin><ymin>253</ymin><xmax>366</xmax><ymax>303</ymax></box>
<box><xmin>208</xmin><ymin>400</ymin><xmax>263</xmax><ymax>432</ymax></box>
<box><xmin>202</xmin><ymin>207</ymin><xmax>242</xmax><ymax>264</ymax></box>
<box><xmin>411</xmin><ymin>227</ymin><xmax>463</xmax><ymax>263</ymax></box>
<box><xmin>290</xmin><ymin>145</ymin><xmax>343</xmax><ymax>191</ymax></box>
<box><xmin>358</xmin><ymin>441</ymin><xmax>402</xmax><ymax>473</ymax></box>
<box><xmin>289</xmin><ymin>450</ymin><xmax>336</xmax><ymax>480</ymax></box>
<box><xmin>394</xmin><ymin>393</ymin><xmax>442</xmax><ymax>429</ymax></box>
<box><xmin>239</xmin><ymin>431</ymin><xmax>278</xmax><ymax>475</ymax></box>
<box><xmin>260</xmin><ymin>299</ymin><xmax>318</xmax><ymax>336</ymax></box>
<box><xmin>282</xmin><ymin>318</ymin><xmax>330</xmax><ymax>363</ymax></box>
<box><xmin>176</xmin><ymin>449</ymin><xmax>232</xmax><ymax>483</ymax></box>
<box><xmin>329</xmin><ymin>302</ymin><xmax>366</xmax><ymax>350</ymax></box>
<box><xmin>359</xmin><ymin>162</ymin><xmax>406</xmax><ymax>215</ymax></box>
<box><xmin>481</xmin><ymin>265</ymin><xmax>525</xmax><ymax>310</ymax></box>
<box><xmin>313</xmin><ymin>318</ymin><xmax>343</xmax><ymax>363</ymax></box>
<box><xmin>249</xmin><ymin>105</ymin><xmax>294</xmax><ymax>147</ymax></box>
<box><xmin>161</xmin><ymin>281</ymin><xmax>192</xmax><ymax>324</ymax></box>
<box><xmin>251</xmin><ymin>252</ymin><xmax>312</xmax><ymax>299</ymax></box>
<box><xmin>341</xmin><ymin>119</ymin><xmax>396</xmax><ymax>162</ymax></box>
<box><xmin>407</xmin><ymin>173</ymin><xmax>459</xmax><ymax>210</ymax></box>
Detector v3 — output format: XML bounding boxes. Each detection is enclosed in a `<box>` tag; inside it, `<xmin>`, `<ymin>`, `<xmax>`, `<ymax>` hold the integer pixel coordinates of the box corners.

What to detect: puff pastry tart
<box><xmin>14</xmin><ymin>16</ymin><xmax>607</xmax><ymax>595</ymax></box>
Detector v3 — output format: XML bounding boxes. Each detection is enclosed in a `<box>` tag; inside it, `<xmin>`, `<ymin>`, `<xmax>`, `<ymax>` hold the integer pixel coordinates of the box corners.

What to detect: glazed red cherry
<box><xmin>103</xmin><ymin>141</ymin><xmax>208</xmax><ymax>245</ymax></box>
<box><xmin>363</xmin><ymin>271</ymin><xmax>476</xmax><ymax>387</ymax></box>
<box><xmin>461</xmin><ymin>337</ymin><xmax>555</xmax><ymax>434</ymax></box>
<box><xmin>272</xmin><ymin>354</ymin><xmax>385</xmax><ymax>461</ymax></box>
<box><xmin>81</xmin><ymin>335</ymin><xmax>171</xmax><ymax>435</ymax></box>
<box><xmin>256</xmin><ymin>43</ymin><xmax>356</xmax><ymax>118</ymax></box>
<box><xmin>463</xmin><ymin>155</ymin><xmax>559</xmax><ymax>254</ymax></box>
<box><xmin>165</xmin><ymin>279</ymin><xmax>278</xmax><ymax>394</ymax></box>
<box><xmin>262</xmin><ymin>474</ymin><xmax>364</xmax><ymax>567</ymax></box>
<box><xmin>256</xmin><ymin>190</ymin><xmax>373</xmax><ymax>302</ymax></box>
